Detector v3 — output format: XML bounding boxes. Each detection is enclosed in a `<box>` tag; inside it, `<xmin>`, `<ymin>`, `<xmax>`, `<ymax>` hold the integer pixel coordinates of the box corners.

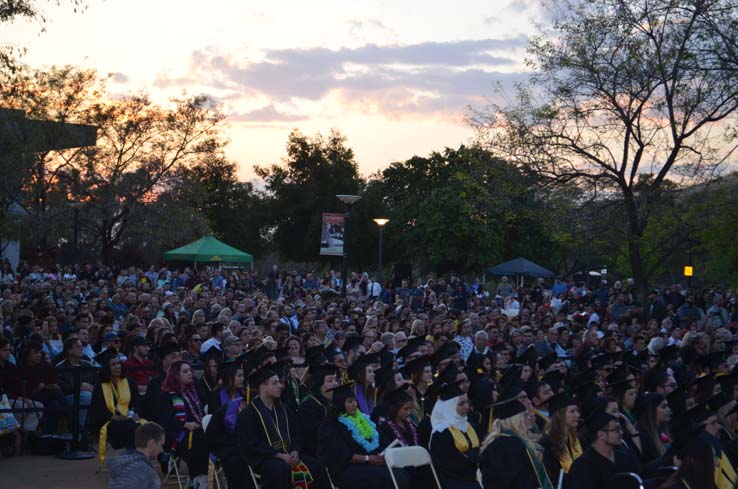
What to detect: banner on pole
<box><xmin>320</xmin><ymin>213</ymin><xmax>345</xmax><ymax>256</ymax></box>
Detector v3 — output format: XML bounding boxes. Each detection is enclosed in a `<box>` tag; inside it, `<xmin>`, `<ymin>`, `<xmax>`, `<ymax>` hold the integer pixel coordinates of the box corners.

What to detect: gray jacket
<box><xmin>108</xmin><ymin>449</ymin><xmax>160</xmax><ymax>489</ymax></box>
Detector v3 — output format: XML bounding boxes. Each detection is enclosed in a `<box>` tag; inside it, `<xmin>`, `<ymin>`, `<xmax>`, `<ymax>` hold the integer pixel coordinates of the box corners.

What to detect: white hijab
<box><xmin>430</xmin><ymin>395</ymin><xmax>468</xmax><ymax>435</ymax></box>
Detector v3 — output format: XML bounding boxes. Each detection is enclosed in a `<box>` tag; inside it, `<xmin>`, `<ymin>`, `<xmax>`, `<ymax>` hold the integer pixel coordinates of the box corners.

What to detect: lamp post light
<box><xmin>336</xmin><ymin>194</ymin><xmax>362</xmax><ymax>297</ymax></box>
<box><xmin>372</xmin><ymin>218</ymin><xmax>389</xmax><ymax>283</ymax></box>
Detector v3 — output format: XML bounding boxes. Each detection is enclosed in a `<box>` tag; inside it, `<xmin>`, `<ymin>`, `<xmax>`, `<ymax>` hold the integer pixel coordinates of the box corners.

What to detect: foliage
<box><xmin>255</xmin><ymin>129</ymin><xmax>363</xmax><ymax>263</ymax></box>
<box><xmin>473</xmin><ymin>0</ymin><xmax>738</xmax><ymax>297</ymax></box>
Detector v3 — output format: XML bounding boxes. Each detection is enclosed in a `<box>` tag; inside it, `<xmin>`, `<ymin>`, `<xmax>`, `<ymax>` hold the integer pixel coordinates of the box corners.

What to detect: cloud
<box><xmin>155</xmin><ymin>37</ymin><xmax>530</xmax><ymax>119</ymax></box>
<box><xmin>229</xmin><ymin>104</ymin><xmax>307</xmax><ymax>123</ymax></box>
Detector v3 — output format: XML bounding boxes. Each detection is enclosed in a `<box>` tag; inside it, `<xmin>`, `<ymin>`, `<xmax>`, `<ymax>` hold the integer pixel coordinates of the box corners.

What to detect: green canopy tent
<box><xmin>163</xmin><ymin>236</ymin><xmax>253</xmax><ymax>266</ymax></box>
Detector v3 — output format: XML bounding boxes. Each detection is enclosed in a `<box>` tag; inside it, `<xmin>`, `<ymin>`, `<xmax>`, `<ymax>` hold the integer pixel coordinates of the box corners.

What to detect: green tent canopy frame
<box><xmin>163</xmin><ymin>236</ymin><xmax>253</xmax><ymax>264</ymax></box>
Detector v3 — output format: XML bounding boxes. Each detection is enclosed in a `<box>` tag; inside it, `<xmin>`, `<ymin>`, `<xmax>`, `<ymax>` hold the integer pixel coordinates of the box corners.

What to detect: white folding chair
<box><xmin>325</xmin><ymin>466</ymin><xmax>340</xmax><ymax>489</ymax></box>
<box><xmin>384</xmin><ymin>446</ymin><xmax>442</xmax><ymax>489</ymax></box>
<box><xmin>248</xmin><ymin>465</ymin><xmax>262</xmax><ymax>489</ymax></box>
<box><xmin>163</xmin><ymin>452</ymin><xmax>188</xmax><ymax>489</ymax></box>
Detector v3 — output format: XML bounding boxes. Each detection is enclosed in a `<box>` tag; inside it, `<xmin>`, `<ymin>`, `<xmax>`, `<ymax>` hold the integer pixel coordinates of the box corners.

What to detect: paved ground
<box><xmin>1</xmin><ymin>453</ymin><xmax>107</xmax><ymax>489</ymax></box>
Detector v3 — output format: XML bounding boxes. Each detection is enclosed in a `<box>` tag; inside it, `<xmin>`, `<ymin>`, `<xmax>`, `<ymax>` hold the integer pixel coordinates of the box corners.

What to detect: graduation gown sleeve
<box><xmin>479</xmin><ymin>435</ymin><xmax>539</xmax><ymax>489</ymax></box>
<box><xmin>236</xmin><ymin>405</ymin><xmax>281</xmax><ymax>465</ymax></box>
<box><xmin>429</xmin><ymin>429</ymin><xmax>479</xmax><ymax>484</ymax></box>
<box><xmin>317</xmin><ymin>420</ymin><xmax>356</xmax><ymax>477</ymax></box>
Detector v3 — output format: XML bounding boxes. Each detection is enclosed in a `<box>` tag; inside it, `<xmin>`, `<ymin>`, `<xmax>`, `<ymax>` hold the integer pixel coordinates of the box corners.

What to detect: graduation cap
<box><xmin>589</xmin><ymin>352</ymin><xmax>612</xmax><ymax>370</ymax></box>
<box><xmin>644</xmin><ymin>368</ymin><xmax>669</xmax><ymax>392</ymax></box>
<box><xmin>493</xmin><ymin>399</ymin><xmax>527</xmax><ymax>420</ymax></box>
<box><xmin>273</xmin><ymin>347</ymin><xmax>290</xmax><ymax>362</ymax></box>
<box><xmin>309</xmin><ymin>363</ymin><xmax>339</xmax><ymax>389</ymax></box>
<box><xmin>252</xmin><ymin>346</ymin><xmax>276</xmax><ymax>366</ymax></box>
<box><xmin>666</xmin><ymin>388</ymin><xmax>688</xmax><ymax>421</ymax></box>
<box><xmin>659</xmin><ymin>345</ymin><xmax>680</xmax><ymax>364</ymax></box>
<box><xmin>155</xmin><ymin>342</ymin><xmax>181</xmax><ymax>361</ymax></box>
<box><xmin>342</xmin><ymin>335</ymin><xmax>363</xmax><ymax>353</ymax></box>
<box><xmin>685</xmin><ymin>403</ymin><xmax>715</xmax><ymax>430</ymax></box>
<box><xmin>716</xmin><ymin>372</ymin><xmax>737</xmax><ymax>395</ymax></box>
<box><xmin>305</xmin><ymin>345</ymin><xmax>326</xmax><ymax>367</ymax></box>
<box><xmin>438</xmin><ymin>380</ymin><xmax>465</xmax><ymax>401</ymax></box>
<box><xmin>498</xmin><ymin>365</ymin><xmax>523</xmax><ymax>389</ymax></box>
<box><xmin>248</xmin><ymin>364</ymin><xmax>278</xmax><ymax>387</ymax></box>
<box><xmin>697</xmin><ymin>351</ymin><xmax>728</xmax><ymax>371</ymax></box>
<box><xmin>397</xmin><ymin>337</ymin><xmax>426</xmax><ymax>361</ymax></box>
<box><xmin>524</xmin><ymin>379</ymin><xmax>544</xmax><ymax>400</ymax></box>
<box><xmin>497</xmin><ymin>381</ymin><xmax>526</xmax><ymax>406</ymax></box>
<box><xmin>707</xmin><ymin>392</ymin><xmax>734</xmax><ymax>413</ymax></box>
<box><xmin>541</xmin><ymin>369</ymin><xmax>565</xmax><ymax>393</ymax></box>
<box><xmin>516</xmin><ymin>344</ymin><xmax>539</xmax><ymax>368</ymax></box>
<box><xmin>361</xmin><ymin>353</ymin><xmax>380</xmax><ymax>366</ymax></box>
<box><xmin>401</xmin><ymin>356</ymin><xmax>430</xmax><ymax>377</ymax></box>
<box><xmin>548</xmin><ymin>393</ymin><xmax>578</xmax><ymax>415</ymax></box>
<box><xmin>384</xmin><ymin>385</ymin><xmax>414</xmax><ymax>406</ymax></box>
<box><xmin>586</xmin><ymin>412</ymin><xmax>618</xmax><ymax>435</ymax></box>
<box><xmin>200</xmin><ymin>345</ymin><xmax>223</xmax><ymax>364</ymax></box>
<box><xmin>429</xmin><ymin>342</ymin><xmax>456</xmax><ymax>367</ymax></box>
<box><xmin>94</xmin><ymin>347</ymin><xmax>119</xmax><ymax>366</ymax></box>
<box><xmin>634</xmin><ymin>392</ymin><xmax>665</xmax><ymax>419</ymax></box>
<box><xmin>324</xmin><ymin>347</ymin><xmax>346</xmax><ymax>364</ymax></box>
<box><xmin>538</xmin><ymin>352</ymin><xmax>558</xmax><ymax>371</ymax></box>
<box><xmin>347</xmin><ymin>358</ymin><xmax>371</xmax><ymax>381</ymax></box>
<box><xmin>491</xmin><ymin>343</ymin><xmax>509</xmax><ymax>353</ymax></box>
<box><xmin>330</xmin><ymin>382</ymin><xmax>358</xmax><ymax>413</ymax></box>
<box><xmin>689</xmin><ymin>375</ymin><xmax>716</xmax><ymax>403</ymax></box>
<box><xmin>374</xmin><ymin>367</ymin><xmax>397</xmax><ymax>388</ymax></box>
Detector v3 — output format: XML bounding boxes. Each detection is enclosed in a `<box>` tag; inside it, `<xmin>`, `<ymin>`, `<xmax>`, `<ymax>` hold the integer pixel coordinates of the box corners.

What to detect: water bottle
<box><xmin>127</xmin><ymin>409</ymin><xmax>135</xmax><ymax>419</ymax></box>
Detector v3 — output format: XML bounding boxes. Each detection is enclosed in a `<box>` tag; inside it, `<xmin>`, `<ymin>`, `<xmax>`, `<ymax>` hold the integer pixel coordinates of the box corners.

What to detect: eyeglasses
<box><xmin>603</xmin><ymin>425</ymin><xmax>623</xmax><ymax>433</ymax></box>
<box><xmin>191</xmin><ymin>338</ymin><xmax>202</xmax><ymax>342</ymax></box>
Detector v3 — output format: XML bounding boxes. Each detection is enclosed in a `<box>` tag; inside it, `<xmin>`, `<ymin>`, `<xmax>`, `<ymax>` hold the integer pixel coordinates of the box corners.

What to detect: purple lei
<box><xmin>386</xmin><ymin>419</ymin><xmax>418</xmax><ymax>446</ymax></box>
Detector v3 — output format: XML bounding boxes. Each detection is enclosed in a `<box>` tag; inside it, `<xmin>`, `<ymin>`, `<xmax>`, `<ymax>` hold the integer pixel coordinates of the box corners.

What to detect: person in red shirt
<box><xmin>123</xmin><ymin>337</ymin><xmax>155</xmax><ymax>394</ymax></box>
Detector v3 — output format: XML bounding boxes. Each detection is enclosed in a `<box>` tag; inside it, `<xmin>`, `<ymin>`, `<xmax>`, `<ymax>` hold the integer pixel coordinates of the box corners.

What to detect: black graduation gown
<box><xmin>298</xmin><ymin>394</ymin><xmax>331</xmax><ymax>457</ymax></box>
<box><xmin>430</xmin><ymin>427</ymin><xmax>480</xmax><ymax>489</ymax></box>
<box><xmin>156</xmin><ymin>386</ymin><xmax>209</xmax><ymax>476</ymax></box>
<box><xmin>317</xmin><ymin>419</ymin><xmax>408</xmax><ymax>489</ymax></box>
<box><xmin>140</xmin><ymin>373</ymin><xmax>163</xmax><ymax>422</ymax></box>
<box><xmin>205</xmin><ymin>401</ymin><xmax>253</xmax><ymax>489</ymax></box>
<box><xmin>479</xmin><ymin>435</ymin><xmax>543</xmax><ymax>489</ymax></box>
<box><xmin>87</xmin><ymin>377</ymin><xmax>140</xmax><ymax>449</ymax></box>
<box><xmin>237</xmin><ymin>397</ymin><xmax>327</xmax><ymax>489</ymax></box>
<box><xmin>564</xmin><ymin>446</ymin><xmax>641</xmax><ymax>489</ymax></box>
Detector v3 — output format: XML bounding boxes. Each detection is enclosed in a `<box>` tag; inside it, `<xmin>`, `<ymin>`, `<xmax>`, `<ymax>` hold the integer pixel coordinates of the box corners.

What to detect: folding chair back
<box><xmin>384</xmin><ymin>446</ymin><xmax>442</xmax><ymax>489</ymax></box>
<box><xmin>614</xmin><ymin>472</ymin><xmax>644</xmax><ymax>489</ymax></box>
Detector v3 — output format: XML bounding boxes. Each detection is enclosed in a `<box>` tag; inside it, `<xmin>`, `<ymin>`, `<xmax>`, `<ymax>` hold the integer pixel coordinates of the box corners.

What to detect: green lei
<box><xmin>340</xmin><ymin>412</ymin><xmax>374</xmax><ymax>440</ymax></box>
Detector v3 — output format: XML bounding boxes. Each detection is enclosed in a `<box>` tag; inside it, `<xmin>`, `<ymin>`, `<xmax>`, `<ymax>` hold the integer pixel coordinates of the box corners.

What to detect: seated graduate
<box><xmin>538</xmin><ymin>394</ymin><xmax>583</xmax><ymax>486</ymax></box>
<box><xmin>197</xmin><ymin>346</ymin><xmax>222</xmax><ymax>396</ymax></box>
<box><xmin>659</xmin><ymin>428</ymin><xmax>720</xmax><ymax>489</ymax></box>
<box><xmin>371</xmin><ymin>366</ymin><xmax>410</xmax><ymax>423</ymax></box>
<box><xmin>206</xmin><ymin>361</ymin><xmax>244</xmax><ymax>414</ymax></box>
<box><xmin>466</xmin><ymin>353</ymin><xmax>497</xmax><ymax>437</ymax></box>
<box><xmin>429</xmin><ymin>380</ymin><xmax>481</xmax><ymax>489</ymax></box>
<box><xmin>479</xmin><ymin>400</ymin><xmax>553</xmax><ymax>489</ymax></box>
<box><xmin>298</xmin><ymin>363</ymin><xmax>339</xmax><ymax>457</ymax></box>
<box><xmin>140</xmin><ymin>342</ymin><xmax>180</xmax><ymax>422</ymax></box>
<box><xmin>347</xmin><ymin>355</ymin><xmax>377</xmax><ymax>416</ymax></box>
<box><xmin>685</xmin><ymin>402</ymin><xmax>737</xmax><ymax>489</ymax></box>
<box><xmin>88</xmin><ymin>348</ymin><xmax>142</xmax><ymax>462</ymax></box>
<box><xmin>237</xmin><ymin>365</ymin><xmax>327</xmax><ymax>489</ymax></box>
<box><xmin>634</xmin><ymin>392</ymin><xmax>672</xmax><ymax>468</ymax></box>
<box><xmin>157</xmin><ymin>360</ymin><xmax>209</xmax><ymax>489</ymax></box>
<box><xmin>565</xmin><ymin>412</ymin><xmax>641</xmax><ymax>489</ymax></box>
<box><xmin>402</xmin><ymin>355</ymin><xmax>433</xmax><ymax>426</ymax></box>
<box><xmin>318</xmin><ymin>383</ymin><xmax>409</xmax><ymax>489</ymax></box>
<box><xmin>205</xmin><ymin>387</ymin><xmax>252</xmax><ymax>489</ymax></box>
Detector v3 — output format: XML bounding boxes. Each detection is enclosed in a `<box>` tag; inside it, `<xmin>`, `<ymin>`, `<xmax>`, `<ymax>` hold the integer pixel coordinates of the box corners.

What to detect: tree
<box><xmin>3</xmin><ymin>65</ymin><xmax>227</xmax><ymax>264</ymax></box>
<box><xmin>256</xmin><ymin>129</ymin><xmax>363</xmax><ymax>263</ymax></box>
<box><xmin>474</xmin><ymin>0</ymin><xmax>738</xmax><ymax>299</ymax></box>
<box><xmin>178</xmin><ymin>154</ymin><xmax>269</xmax><ymax>257</ymax></box>
<box><xmin>377</xmin><ymin>145</ymin><xmax>556</xmax><ymax>273</ymax></box>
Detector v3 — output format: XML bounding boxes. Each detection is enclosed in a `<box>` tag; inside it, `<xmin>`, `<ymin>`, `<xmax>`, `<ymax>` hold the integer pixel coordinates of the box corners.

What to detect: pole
<box><xmin>57</xmin><ymin>365</ymin><xmax>94</xmax><ymax>460</ymax></box>
<box><xmin>73</xmin><ymin>207</ymin><xmax>80</xmax><ymax>265</ymax></box>
<box><xmin>341</xmin><ymin>211</ymin><xmax>350</xmax><ymax>297</ymax></box>
<box><xmin>688</xmin><ymin>250</ymin><xmax>693</xmax><ymax>290</ymax></box>
<box><xmin>377</xmin><ymin>226</ymin><xmax>384</xmax><ymax>283</ymax></box>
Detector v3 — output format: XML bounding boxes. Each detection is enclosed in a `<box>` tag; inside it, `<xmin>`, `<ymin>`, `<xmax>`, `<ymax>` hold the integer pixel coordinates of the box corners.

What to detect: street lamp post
<box><xmin>336</xmin><ymin>194</ymin><xmax>362</xmax><ymax>297</ymax></box>
<box><xmin>70</xmin><ymin>202</ymin><xmax>81</xmax><ymax>264</ymax></box>
<box><xmin>372</xmin><ymin>218</ymin><xmax>389</xmax><ymax>283</ymax></box>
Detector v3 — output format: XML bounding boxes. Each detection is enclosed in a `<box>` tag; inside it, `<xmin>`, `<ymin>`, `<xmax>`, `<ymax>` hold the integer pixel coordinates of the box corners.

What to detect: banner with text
<box><xmin>320</xmin><ymin>213</ymin><xmax>345</xmax><ymax>256</ymax></box>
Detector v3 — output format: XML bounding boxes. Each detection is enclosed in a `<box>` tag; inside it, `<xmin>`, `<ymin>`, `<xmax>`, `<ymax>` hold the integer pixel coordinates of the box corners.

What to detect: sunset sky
<box><xmin>2</xmin><ymin>0</ymin><xmax>546</xmax><ymax>180</ymax></box>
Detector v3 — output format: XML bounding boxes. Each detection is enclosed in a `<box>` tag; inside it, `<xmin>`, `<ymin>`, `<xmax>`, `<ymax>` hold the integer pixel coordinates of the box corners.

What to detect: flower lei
<box><xmin>386</xmin><ymin>419</ymin><xmax>418</xmax><ymax>446</ymax></box>
<box><xmin>339</xmin><ymin>412</ymin><xmax>379</xmax><ymax>452</ymax></box>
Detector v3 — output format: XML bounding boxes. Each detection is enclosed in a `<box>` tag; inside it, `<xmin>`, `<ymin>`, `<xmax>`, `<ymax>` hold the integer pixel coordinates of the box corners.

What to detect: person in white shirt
<box><xmin>367</xmin><ymin>277</ymin><xmax>382</xmax><ymax>300</ymax></box>
<box><xmin>200</xmin><ymin>322</ymin><xmax>224</xmax><ymax>352</ymax></box>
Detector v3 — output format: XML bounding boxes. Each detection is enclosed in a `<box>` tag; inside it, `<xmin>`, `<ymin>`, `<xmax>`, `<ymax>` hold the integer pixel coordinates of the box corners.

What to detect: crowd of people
<box><xmin>1</xmin><ymin>259</ymin><xmax>737</xmax><ymax>489</ymax></box>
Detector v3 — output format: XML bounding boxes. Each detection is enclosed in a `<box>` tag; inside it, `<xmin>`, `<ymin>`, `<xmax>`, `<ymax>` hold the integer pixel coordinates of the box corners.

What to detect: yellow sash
<box><xmin>449</xmin><ymin>425</ymin><xmax>480</xmax><ymax>453</ymax></box>
<box><xmin>559</xmin><ymin>432</ymin><xmax>583</xmax><ymax>473</ymax></box>
<box><xmin>715</xmin><ymin>450</ymin><xmax>736</xmax><ymax>489</ymax></box>
<box><xmin>98</xmin><ymin>379</ymin><xmax>144</xmax><ymax>466</ymax></box>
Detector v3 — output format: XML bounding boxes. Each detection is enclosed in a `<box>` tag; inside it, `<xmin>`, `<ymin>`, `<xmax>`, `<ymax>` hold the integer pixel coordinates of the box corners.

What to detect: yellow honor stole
<box><xmin>448</xmin><ymin>424</ymin><xmax>480</xmax><ymax>453</ymax></box>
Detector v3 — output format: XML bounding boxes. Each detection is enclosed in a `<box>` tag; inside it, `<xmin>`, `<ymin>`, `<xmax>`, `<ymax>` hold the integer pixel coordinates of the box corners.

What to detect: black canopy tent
<box><xmin>486</xmin><ymin>257</ymin><xmax>556</xmax><ymax>288</ymax></box>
